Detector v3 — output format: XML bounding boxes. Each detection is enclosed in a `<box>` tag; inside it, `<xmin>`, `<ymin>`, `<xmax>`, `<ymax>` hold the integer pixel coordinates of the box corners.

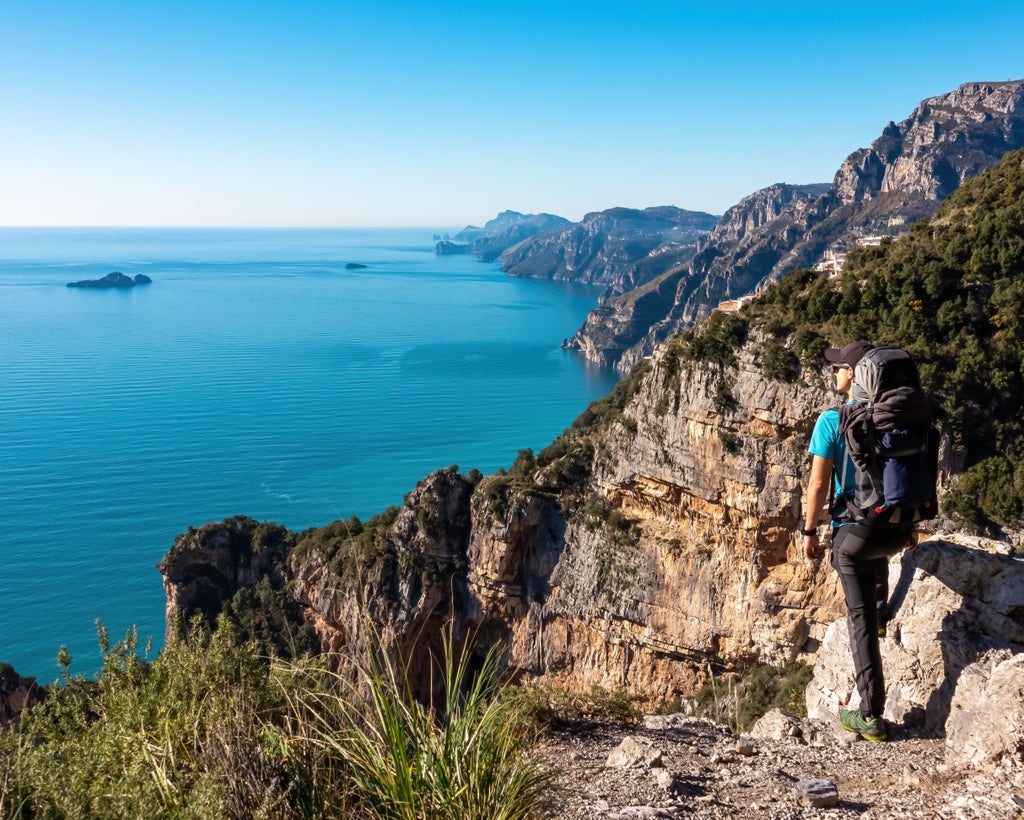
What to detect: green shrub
<box><xmin>719</xmin><ymin>431</ymin><xmax>741</xmax><ymax>454</ymax></box>
<box><xmin>1</xmin><ymin>621</ymin><xmax>561</xmax><ymax>819</ymax></box>
<box><xmin>695</xmin><ymin>660</ymin><xmax>813</xmax><ymax>733</ymax></box>
<box><xmin>761</xmin><ymin>337</ymin><xmax>800</xmax><ymax>382</ymax></box>
<box><xmin>713</xmin><ymin>380</ymin><xmax>736</xmax><ymax>413</ymax></box>
<box><xmin>680</xmin><ymin>311</ymin><xmax>748</xmax><ymax>367</ymax></box>
<box><xmin>508</xmin><ymin>682</ymin><xmax>644</xmax><ymax>728</ymax></box>
<box><xmin>4</xmin><ymin>621</ymin><xmax>287</xmax><ymax>819</ymax></box>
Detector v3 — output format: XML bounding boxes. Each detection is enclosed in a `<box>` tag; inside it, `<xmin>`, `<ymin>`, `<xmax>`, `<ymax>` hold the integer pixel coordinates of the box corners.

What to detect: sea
<box><xmin>0</xmin><ymin>227</ymin><xmax>619</xmax><ymax>682</ymax></box>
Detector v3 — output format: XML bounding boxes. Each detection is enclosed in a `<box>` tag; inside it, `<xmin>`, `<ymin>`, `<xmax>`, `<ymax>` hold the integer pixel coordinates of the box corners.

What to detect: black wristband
<box><xmin>800</xmin><ymin>527</ymin><xmax>818</xmax><ymax>537</ymax></box>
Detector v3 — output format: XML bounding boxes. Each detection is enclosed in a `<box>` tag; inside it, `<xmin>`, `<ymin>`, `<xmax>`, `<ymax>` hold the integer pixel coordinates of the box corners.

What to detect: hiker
<box><xmin>801</xmin><ymin>340</ymin><xmax>915</xmax><ymax>742</ymax></box>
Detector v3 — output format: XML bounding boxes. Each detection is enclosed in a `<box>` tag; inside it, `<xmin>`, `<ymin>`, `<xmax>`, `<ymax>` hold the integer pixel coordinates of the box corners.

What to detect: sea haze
<box><xmin>0</xmin><ymin>228</ymin><xmax>619</xmax><ymax>681</ymax></box>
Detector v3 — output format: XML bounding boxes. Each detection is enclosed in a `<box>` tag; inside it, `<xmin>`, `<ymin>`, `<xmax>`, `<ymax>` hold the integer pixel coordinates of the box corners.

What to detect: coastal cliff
<box><xmin>161</xmin><ymin>145</ymin><xmax>1024</xmax><ymax>765</ymax></box>
<box><xmin>160</xmin><ymin>333</ymin><xmax>1023</xmax><ymax>756</ymax></box>
<box><xmin>497</xmin><ymin>206</ymin><xmax>719</xmax><ymax>299</ymax></box>
<box><xmin>161</xmin><ymin>335</ymin><xmax>845</xmax><ymax>701</ymax></box>
<box><xmin>567</xmin><ymin>79</ymin><xmax>1024</xmax><ymax>371</ymax></box>
<box><xmin>437</xmin><ymin>210</ymin><xmax>572</xmax><ymax>262</ymax></box>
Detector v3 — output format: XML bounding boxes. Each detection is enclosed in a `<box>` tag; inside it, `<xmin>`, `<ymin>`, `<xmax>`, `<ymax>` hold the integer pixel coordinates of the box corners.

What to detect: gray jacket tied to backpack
<box><xmin>837</xmin><ymin>347</ymin><xmax>936</xmax><ymax>526</ymax></box>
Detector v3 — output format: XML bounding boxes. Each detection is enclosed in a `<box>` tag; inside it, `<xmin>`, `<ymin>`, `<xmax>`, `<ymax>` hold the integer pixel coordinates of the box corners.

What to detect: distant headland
<box><xmin>67</xmin><ymin>272</ymin><xmax>152</xmax><ymax>289</ymax></box>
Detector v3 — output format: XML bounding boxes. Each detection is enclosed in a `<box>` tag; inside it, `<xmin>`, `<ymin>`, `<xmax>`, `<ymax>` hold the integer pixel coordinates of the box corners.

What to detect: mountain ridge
<box><xmin>566</xmin><ymin>79</ymin><xmax>1024</xmax><ymax>370</ymax></box>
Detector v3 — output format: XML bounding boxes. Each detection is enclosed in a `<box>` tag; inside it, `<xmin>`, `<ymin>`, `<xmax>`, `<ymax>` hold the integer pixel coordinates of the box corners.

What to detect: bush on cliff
<box><xmin>286</xmin><ymin>623</ymin><xmax>556</xmax><ymax>819</ymax></box>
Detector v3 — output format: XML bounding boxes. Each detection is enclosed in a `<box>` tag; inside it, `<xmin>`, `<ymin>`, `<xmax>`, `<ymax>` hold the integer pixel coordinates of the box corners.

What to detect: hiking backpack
<box><xmin>837</xmin><ymin>346</ymin><xmax>939</xmax><ymax>527</ymax></box>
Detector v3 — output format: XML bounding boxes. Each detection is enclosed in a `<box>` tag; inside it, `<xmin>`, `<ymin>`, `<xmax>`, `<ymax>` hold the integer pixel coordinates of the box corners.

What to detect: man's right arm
<box><xmin>803</xmin><ymin>454</ymin><xmax>832</xmax><ymax>562</ymax></box>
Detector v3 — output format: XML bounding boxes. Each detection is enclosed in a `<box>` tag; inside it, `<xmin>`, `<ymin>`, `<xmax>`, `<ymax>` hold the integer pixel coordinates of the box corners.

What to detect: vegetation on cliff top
<box><xmin>737</xmin><ymin>147</ymin><xmax>1024</xmax><ymax>533</ymax></box>
<box><xmin>0</xmin><ymin>622</ymin><xmax>556</xmax><ymax>819</ymax></box>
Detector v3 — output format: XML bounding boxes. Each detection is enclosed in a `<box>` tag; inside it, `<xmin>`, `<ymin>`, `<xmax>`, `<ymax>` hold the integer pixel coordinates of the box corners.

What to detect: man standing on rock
<box><xmin>802</xmin><ymin>340</ymin><xmax>910</xmax><ymax>742</ymax></box>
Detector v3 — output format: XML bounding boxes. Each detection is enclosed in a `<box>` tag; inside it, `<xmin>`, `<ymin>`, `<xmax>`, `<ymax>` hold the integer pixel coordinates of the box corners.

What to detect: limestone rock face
<box><xmin>699</xmin><ymin>184</ymin><xmax>832</xmax><ymax>247</ymax></box>
<box><xmin>805</xmin><ymin>535</ymin><xmax>1024</xmax><ymax>764</ymax></box>
<box><xmin>290</xmin><ymin>468</ymin><xmax>475</xmax><ymax>695</ymax></box>
<box><xmin>568</xmin><ymin>79</ymin><xmax>1024</xmax><ymax>372</ymax></box>
<box><xmin>581</xmin><ymin>337</ymin><xmax>847</xmax><ymax>668</ymax></box>
<box><xmin>834</xmin><ymin>81</ymin><xmax>1024</xmax><ymax>205</ymax></box>
<box><xmin>946</xmin><ymin>652</ymin><xmax>1024</xmax><ymax>765</ymax></box>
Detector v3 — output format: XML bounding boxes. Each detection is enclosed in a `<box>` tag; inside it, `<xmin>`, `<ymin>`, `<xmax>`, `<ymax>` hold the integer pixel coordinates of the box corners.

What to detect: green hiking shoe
<box><xmin>839</xmin><ymin>709</ymin><xmax>887</xmax><ymax>741</ymax></box>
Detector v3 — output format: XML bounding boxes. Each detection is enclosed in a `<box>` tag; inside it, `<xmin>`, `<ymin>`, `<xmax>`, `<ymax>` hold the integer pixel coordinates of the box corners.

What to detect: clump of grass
<box><xmin>284</xmin><ymin>623</ymin><xmax>558</xmax><ymax>819</ymax></box>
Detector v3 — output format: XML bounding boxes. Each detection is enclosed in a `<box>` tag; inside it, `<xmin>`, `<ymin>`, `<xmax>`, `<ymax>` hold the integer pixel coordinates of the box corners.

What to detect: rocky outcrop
<box><xmin>697</xmin><ymin>183</ymin><xmax>832</xmax><ymax>247</ymax></box>
<box><xmin>807</xmin><ymin>534</ymin><xmax>1024</xmax><ymax>765</ymax></box>
<box><xmin>0</xmin><ymin>663</ymin><xmax>44</xmax><ymax>725</ymax></box>
<box><xmin>160</xmin><ymin>338</ymin><xmax>855</xmax><ymax>701</ymax></box>
<box><xmin>159</xmin><ymin>517</ymin><xmax>292</xmax><ymax>638</ymax></box>
<box><xmin>834</xmin><ymin>81</ymin><xmax>1024</xmax><ymax>206</ymax></box>
<box><xmin>498</xmin><ymin>206</ymin><xmax>718</xmax><ymax>299</ymax></box>
<box><xmin>569</xmin><ymin>79</ymin><xmax>1024</xmax><ymax>371</ymax></box>
<box><xmin>434</xmin><ymin>240</ymin><xmax>471</xmax><ymax>255</ymax></box>
<box><xmin>67</xmin><ymin>271</ymin><xmax>152</xmax><ymax>288</ymax></box>
<box><xmin>291</xmin><ymin>469</ymin><xmax>474</xmax><ymax>699</ymax></box>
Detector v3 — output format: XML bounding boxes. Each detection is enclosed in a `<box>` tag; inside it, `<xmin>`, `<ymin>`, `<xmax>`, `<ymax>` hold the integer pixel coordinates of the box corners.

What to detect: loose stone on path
<box><xmin>794</xmin><ymin>777</ymin><xmax>840</xmax><ymax>808</ymax></box>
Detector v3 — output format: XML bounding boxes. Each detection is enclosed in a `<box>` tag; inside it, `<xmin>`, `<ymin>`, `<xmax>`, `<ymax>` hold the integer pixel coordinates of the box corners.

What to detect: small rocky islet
<box><xmin>66</xmin><ymin>271</ymin><xmax>152</xmax><ymax>288</ymax></box>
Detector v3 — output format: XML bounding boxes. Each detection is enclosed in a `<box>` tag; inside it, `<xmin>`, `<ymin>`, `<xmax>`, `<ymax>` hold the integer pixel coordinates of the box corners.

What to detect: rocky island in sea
<box><xmin>67</xmin><ymin>271</ymin><xmax>152</xmax><ymax>288</ymax></box>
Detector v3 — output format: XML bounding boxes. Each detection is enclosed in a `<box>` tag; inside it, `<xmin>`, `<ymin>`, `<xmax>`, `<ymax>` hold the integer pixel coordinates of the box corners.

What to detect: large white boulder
<box><xmin>806</xmin><ymin>535</ymin><xmax>1024</xmax><ymax>763</ymax></box>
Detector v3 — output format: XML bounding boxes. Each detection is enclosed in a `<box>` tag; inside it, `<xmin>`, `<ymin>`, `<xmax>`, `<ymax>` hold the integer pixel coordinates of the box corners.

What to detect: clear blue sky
<box><xmin>2</xmin><ymin>0</ymin><xmax>1022</xmax><ymax>228</ymax></box>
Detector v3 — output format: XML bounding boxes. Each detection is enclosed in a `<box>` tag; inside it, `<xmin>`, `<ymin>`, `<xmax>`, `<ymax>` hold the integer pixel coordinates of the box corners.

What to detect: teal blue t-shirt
<box><xmin>808</xmin><ymin>407</ymin><xmax>856</xmax><ymax>517</ymax></box>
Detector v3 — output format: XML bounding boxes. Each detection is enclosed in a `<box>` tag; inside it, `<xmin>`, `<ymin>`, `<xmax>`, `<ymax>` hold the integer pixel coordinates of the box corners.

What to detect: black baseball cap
<box><xmin>823</xmin><ymin>341</ymin><xmax>874</xmax><ymax>367</ymax></box>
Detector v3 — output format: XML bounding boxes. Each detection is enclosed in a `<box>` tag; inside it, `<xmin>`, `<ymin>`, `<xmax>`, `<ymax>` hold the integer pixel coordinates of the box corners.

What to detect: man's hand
<box><xmin>804</xmin><ymin>533</ymin><xmax>823</xmax><ymax>563</ymax></box>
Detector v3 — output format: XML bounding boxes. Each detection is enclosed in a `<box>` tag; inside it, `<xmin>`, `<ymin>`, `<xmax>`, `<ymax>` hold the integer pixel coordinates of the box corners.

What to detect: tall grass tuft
<box><xmin>285</xmin><ymin>623</ymin><xmax>557</xmax><ymax>819</ymax></box>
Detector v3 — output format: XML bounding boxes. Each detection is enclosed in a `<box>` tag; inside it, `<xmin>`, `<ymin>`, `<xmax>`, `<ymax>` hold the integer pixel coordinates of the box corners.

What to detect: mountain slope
<box><xmin>740</xmin><ymin>146</ymin><xmax>1024</xmax><ymax>533</ymax></box>
<box><xmin>569</xmin><ymin>79</ymin><xmax>1024</xmax><ymax>371</ymax></box>
<box><xmin>498</xmin><ymin>205</ymin><xmax>719</xmax><ymax>298</ymax></box>
<box><xmin>438</xmin><ymin>210</ymin><xmax>572</xmax><ymax>262</ymax></box>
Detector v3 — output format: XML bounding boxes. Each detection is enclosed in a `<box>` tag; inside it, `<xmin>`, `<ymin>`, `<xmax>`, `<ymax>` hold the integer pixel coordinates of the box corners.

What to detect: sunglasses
<box><xmin>831</xmin><ymin>364</ymin><xmax>851</xmax><ymax>374</ymax></box>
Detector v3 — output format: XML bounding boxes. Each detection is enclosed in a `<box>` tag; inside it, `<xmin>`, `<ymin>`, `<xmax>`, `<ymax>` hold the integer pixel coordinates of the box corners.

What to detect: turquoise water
<box><xmin>0</xmin><ymin>228</ymin><xmax>618</xmax><ymax>681</ymax></box>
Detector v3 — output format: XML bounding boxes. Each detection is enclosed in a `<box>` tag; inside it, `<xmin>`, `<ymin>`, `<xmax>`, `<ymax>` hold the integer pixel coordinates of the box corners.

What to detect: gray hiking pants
<box><xmin>831</xmin><ymin>524</ymin><xmax>909</xmax><ymax>718</ymax></box>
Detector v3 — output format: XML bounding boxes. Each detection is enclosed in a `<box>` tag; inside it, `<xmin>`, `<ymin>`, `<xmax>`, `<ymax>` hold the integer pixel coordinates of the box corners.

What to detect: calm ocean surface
<box><xmin>0</xmin><ymin>228</ymin><xmax>618</xmax><ymax>681</ymax></box>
